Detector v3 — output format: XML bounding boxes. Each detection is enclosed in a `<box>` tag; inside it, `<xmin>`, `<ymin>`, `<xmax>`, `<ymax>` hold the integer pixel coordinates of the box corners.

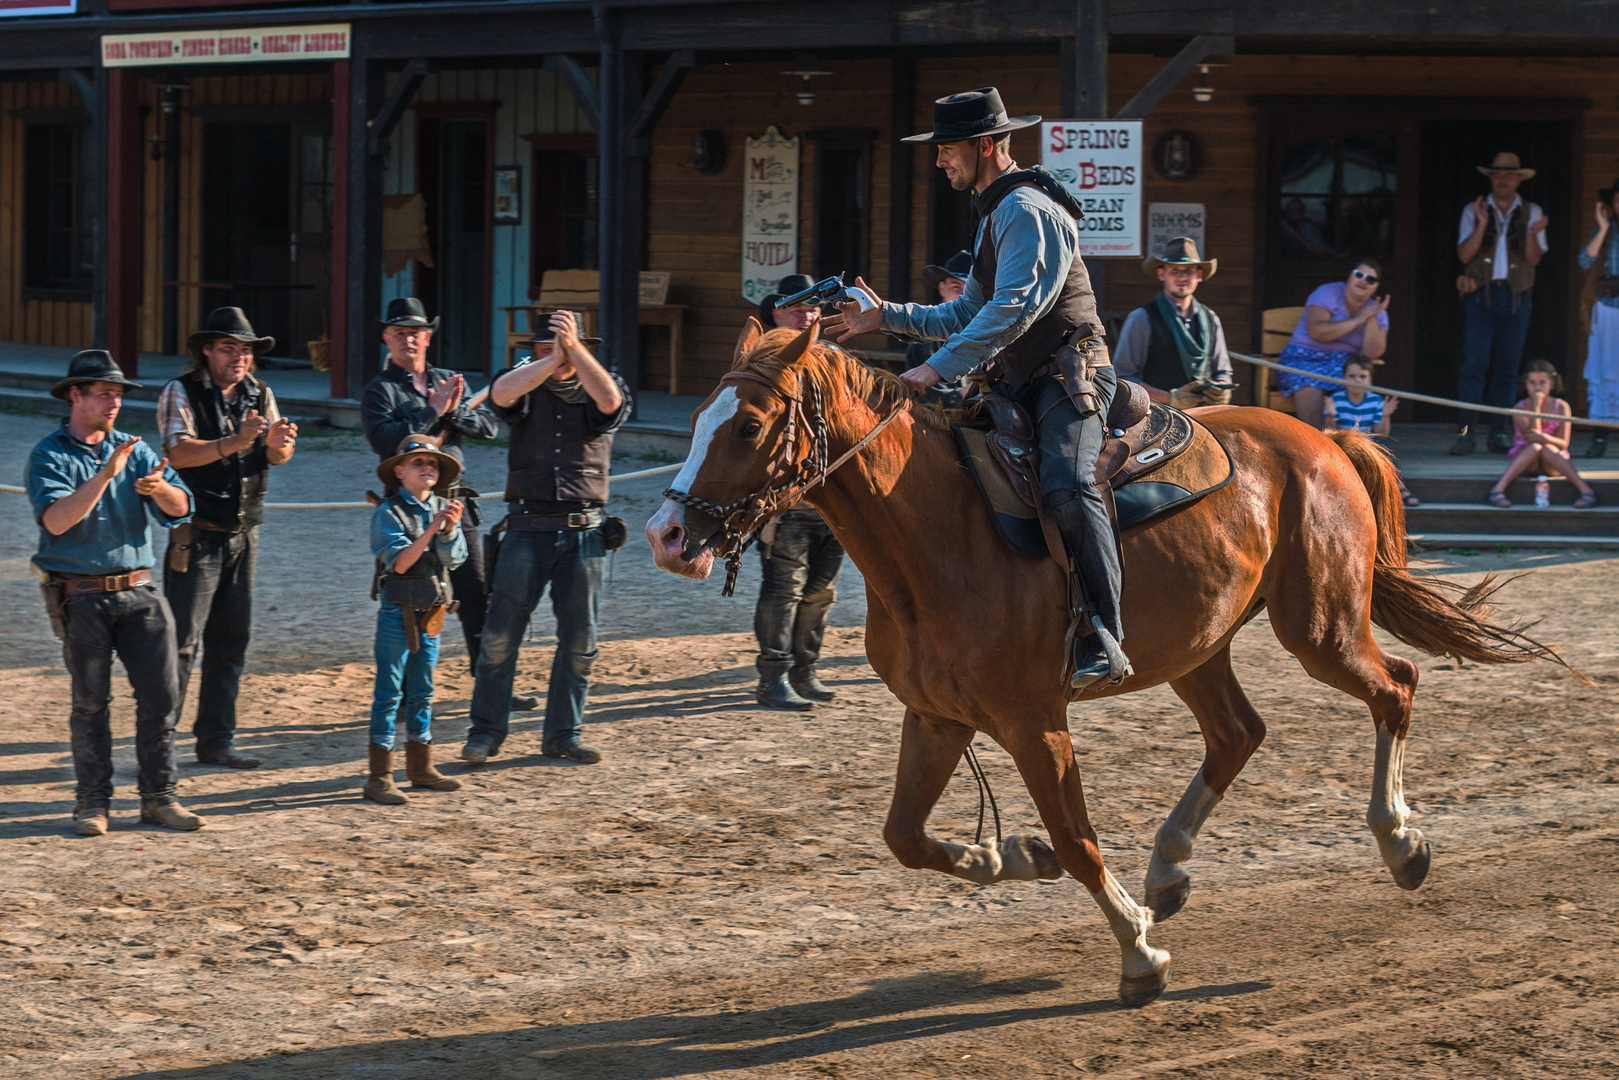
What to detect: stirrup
<box><xmin>1090</xmin><ymin>615</ymin><xmax>1133</xmax><ymax>684</ymax></box>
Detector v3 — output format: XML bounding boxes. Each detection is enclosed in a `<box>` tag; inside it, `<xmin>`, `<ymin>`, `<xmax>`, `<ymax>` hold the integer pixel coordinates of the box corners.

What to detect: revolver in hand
<box><xmin>774</xmin><ymin>272</ymin><xmax>877</xmax><ymax>314</ymax></box>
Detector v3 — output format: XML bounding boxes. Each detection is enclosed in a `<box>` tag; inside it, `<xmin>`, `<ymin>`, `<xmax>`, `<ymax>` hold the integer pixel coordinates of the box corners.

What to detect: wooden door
<box><xmin>416</xmin><ymin>116</ymin><xmax>493</xmax><ymax>373</ymax></box>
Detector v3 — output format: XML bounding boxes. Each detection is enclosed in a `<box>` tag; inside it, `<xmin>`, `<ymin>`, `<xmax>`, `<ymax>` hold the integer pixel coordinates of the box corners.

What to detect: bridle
<box><xmin>663</xmin><ymin>367</ymin><xmax>906</xmax><ymax>596</ymax></box>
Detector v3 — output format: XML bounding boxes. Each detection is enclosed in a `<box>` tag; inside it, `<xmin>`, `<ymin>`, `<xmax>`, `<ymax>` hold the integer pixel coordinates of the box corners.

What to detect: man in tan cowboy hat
<box><xmin>1453</xmin><ymin>151</ymin><xmax>1548</xmax><ymax>455</ymax></box>
<box><xmin>156</xmin><ymin>307</ymin><xmax>297</xmax><ymax>770</ymax></box>
<box><xmin>1115</xmin><ymin>238</ymin><xmax>1233</xmax><ymax>408</ymax></box>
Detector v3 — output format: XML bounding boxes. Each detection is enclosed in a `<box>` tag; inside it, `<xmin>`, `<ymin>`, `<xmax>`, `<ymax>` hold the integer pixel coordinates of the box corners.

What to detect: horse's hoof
<box><xmin>999</xmin><ymin>834</ymin><xmax>1064</xmax><ymax>881</ymax></box>
<box><xmin>1144</xmin><ymin>877</ymin><xmax>1191</xmax><ymax>923</ymax></box>
<box><xmin>1119</xmin><ymin>959</ymin><xmax>1171</xmax><ymax>1007</ymax></box>
<box><xmin>1390</xmin><ymin>840</ymin><xmax>1432</xmax><ymax>891</ymax></box>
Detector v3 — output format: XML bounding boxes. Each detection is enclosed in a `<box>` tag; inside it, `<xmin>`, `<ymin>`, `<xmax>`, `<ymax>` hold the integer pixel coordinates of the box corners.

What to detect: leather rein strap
<box><xmin>664</xmin><ymin>368</ymin><xmax>906</xmax><ymax>596</ymax></box>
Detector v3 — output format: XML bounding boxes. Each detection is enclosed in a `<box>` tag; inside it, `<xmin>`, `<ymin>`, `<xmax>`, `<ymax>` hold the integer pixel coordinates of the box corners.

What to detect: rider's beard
<box><xmin>950</xmin><ymin>150</ymin><xmax>980</xmax><ymax>193</ymax></box>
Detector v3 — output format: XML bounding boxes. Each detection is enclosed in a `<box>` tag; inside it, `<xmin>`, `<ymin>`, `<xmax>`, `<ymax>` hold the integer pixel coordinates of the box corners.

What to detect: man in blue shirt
<box><xmin>27</xmin><ymin>350</ymin><xmax>201</xmax><ymax>837</ymax></box>
<box><xmin>826</xmin><ymin>88</ymin><xmax>1124</xmax><ymax>689</ymax></box>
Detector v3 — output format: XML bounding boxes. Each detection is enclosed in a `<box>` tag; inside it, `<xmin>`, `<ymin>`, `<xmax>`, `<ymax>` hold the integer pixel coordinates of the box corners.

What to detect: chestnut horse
<box><xmin>646</xmin><ymin>320</ymin><xmax>1551</xmax><ymax>1005</ymax></box>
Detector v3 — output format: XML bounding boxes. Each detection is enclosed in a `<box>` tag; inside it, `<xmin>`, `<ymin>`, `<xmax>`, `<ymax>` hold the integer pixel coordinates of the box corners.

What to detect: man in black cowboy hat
<box><xmin>903</xmin><ymin>249</ymin><xmax>974</xmax><ymax>374</ymax></box>
<box><xmin>826</xmin><ymin>86</ymin><xmax>1124</xmax><ymax>689</ymax></box>
<box><xmin>156</xmin><ymin>307</ymin><xmax>298</xmax><ymax>769</ymax></box>
<box><xmin>362</xmin><ymin>297</ymin><xmax>504</xmax><ymax>689</ymax></box>
<box><xmin>756</xmin><ymin>273</ymin><xmax>821</xmax><ymax>331</ymax></box>
<box><xmin>28</xmin><ymin>350</ymin><xmax>202</xmax><ymax>835</ymax></box>
<box><xmin>463</xmin><ymin>310</ymin><xmax>629</xmax><ymax>765</ymax></box>
<box><xmin>1114</xmin><ymin>238</ymin><xmax>1233</xmax><ymax>408</ymax></box>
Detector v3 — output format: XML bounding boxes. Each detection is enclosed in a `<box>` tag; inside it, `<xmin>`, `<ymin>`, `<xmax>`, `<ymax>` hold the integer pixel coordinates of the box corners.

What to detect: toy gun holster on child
<box><xmin>774</xmin><ymin>272</ymin><xmax>877</xmax><ymax>314</ymax></box>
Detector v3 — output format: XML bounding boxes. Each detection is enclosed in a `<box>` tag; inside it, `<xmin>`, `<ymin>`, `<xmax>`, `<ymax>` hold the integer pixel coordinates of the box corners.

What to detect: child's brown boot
<box><xmin>405</xmin><ymin>742</ymin><xmax>462</xmax><ymax>791</ymax></box>
<box><xmin>363</xmin><ymin>744</ymin><xmax>407</xmax><ymax>805</ymax></box>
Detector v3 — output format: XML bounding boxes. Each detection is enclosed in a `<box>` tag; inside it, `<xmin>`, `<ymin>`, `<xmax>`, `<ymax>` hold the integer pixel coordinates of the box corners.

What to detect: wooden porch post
<box><xmin>596</xmin><ymin>9</ymin><xmax>640</xmax><ymax>397</ymax></box>
<box><xmin>105</xmin><ymin>67</ymin><xmax>141</xmax><ymax>377</ymax></box>
<box><xmin>339</xmin><ymin>56</ymin><xmax>385</xmax><ymax>401</ymax></box>
<box><xmin>329</xmin><ymin>59</ymin><xmax>351</xmax><ymax>399</ymax></box>
<box><xmin>1073</xmin><ymin>0</ymin><xmax>1108</xmax><ymax>121</ymax></box>
<box><xmin>889</xmin><ymin>55</ymin><xmax>916</xmax><ymax>304</ymax></box>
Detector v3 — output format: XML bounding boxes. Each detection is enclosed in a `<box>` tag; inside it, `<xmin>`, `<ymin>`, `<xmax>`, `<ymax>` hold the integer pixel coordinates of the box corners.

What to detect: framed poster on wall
<box><xmin>741</xmin><ymin>125</ymin><xmax>800</xmax><ymax>303</ymax></box>
<box><xmin>493</xmin><ymin>166</ymin><xmax>521</xmax><ymax>224</ymax></box>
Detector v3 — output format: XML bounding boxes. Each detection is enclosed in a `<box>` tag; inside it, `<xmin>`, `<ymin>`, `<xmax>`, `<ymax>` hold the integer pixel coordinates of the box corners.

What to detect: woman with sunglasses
<box><xmin>1276</xmin><ymin>260</ymin><xmax>1390</xmax><ymax>429</ymax></box>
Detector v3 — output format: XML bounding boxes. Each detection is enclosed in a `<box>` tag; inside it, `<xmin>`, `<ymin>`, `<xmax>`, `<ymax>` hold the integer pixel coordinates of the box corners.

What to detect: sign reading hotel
<box><xmin>1040</xmin><ymin>120</ymin><xmax>1144</xmax><ymax>258</ymax></box>
<box><xmin>102</xmin><ymin>24</ymin><xmax>350</xmax><ymax>67</ymax></box>
<box><xmin>741</xmin><ymin>125</ymin><xmax>800</xmax><ymax>303</ymax></box>
<box><xmin>1</xmin><ymin>0</ymin><xmax>76</xmax><ymax>16</ymax></box>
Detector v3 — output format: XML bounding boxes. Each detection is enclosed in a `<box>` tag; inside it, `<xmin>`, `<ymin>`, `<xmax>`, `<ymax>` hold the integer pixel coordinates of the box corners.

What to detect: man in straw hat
<box><xmin>156</xmin><ymin>307</ymin><xmax>297</xmax><ymax>770</ymax></box>
<box><xmin>1454</xmin><ymin>151</ymin><xmax>1549</xmax><ymax>455</ymax></box>
<box><xmin>462</xmin><ymin>310</ymin><xmax>629</xmax><ymax>766</ymax></box>
<box><xmin>1114</xmin><ymin>237</ymin><xmax>1233</xmax><ymax>408</ymax></box>
<box><xmin>825</xmin><ymin>87</ymin><xmax>1126</xmax><ymax>691</ymax></box>
<box><xmin>27</xmin><ymin>350</ymin><xmax>202</xmax><ymax>835</ymax></box>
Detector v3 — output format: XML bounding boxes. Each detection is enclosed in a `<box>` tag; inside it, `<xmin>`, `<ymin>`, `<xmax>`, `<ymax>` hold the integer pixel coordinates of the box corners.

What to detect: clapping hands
<box><xmin>133</xmin><ymin>456</ymin><xmax>170</xmax><ymax>496</ymax></box>
<box><xmin>429</xmin><ymin>374</ymin><xmax>465</xmax><ymax>417</ymax></box>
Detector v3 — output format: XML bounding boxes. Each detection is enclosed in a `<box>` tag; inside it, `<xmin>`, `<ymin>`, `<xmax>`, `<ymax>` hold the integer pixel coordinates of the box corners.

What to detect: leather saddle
<box><xmin>954</xmin><ymin>382</ymin><xmax>1235</xmax><ymax>560</ymax></box>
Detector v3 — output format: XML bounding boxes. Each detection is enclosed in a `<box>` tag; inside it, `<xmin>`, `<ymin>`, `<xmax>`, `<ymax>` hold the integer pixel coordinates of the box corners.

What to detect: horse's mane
<box><xmin>735</xmin><ymin>327</ymin><xmax>951</xmax><ymax>434</ymax></box>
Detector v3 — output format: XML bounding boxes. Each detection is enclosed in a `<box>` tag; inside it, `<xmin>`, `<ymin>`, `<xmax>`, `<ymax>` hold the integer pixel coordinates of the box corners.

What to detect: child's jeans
<box><xmin>370</xmin><ymin>602</ymin><xmax>438</xmax><ymax>749</ymax></box>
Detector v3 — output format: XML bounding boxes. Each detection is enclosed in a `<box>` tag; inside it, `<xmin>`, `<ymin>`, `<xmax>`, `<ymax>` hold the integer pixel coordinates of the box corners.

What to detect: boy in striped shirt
<box><xmin>1323</xmin><ymin>355</ymin><xmax>1418</xmax><ymax>506</ymax></box>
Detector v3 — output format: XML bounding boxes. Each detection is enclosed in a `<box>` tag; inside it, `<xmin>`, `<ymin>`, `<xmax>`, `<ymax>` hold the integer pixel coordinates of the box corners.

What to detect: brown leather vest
<box><xmin>1464</xmin><ymin>201</ymin><xmax>1536</xmax><ymax>295</ymax></box>
<box><xmin>972</xmin><ymin>181</ymin><xmax>1105</xmax><ymax>390</ymax></box>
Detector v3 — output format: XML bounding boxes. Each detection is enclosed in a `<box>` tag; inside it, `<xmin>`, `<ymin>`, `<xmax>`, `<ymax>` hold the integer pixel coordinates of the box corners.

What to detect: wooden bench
<box><xmin>1250</xmin><ymin>305</ymin><xmax>1384</xmax><ymax>412</ymax></box>
<box><xmin>500</xmin><ymin>270</ymin><xmax>688</xmax><ymax>391</ymax></box>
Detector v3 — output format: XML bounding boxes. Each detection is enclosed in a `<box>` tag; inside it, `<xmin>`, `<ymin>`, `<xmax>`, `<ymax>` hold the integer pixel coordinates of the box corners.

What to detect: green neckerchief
<box><xmin>1153</xmin><ymin>290</ymin><xmax>1217</xmax><ymax>383</ymax></box>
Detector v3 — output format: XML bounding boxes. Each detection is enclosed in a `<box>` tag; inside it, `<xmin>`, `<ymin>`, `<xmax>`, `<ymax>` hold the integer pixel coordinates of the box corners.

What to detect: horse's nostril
<box><xmin>660</xmin><ymin>525</ymin><xmax>684</xmax><ymax>548</ymax></box>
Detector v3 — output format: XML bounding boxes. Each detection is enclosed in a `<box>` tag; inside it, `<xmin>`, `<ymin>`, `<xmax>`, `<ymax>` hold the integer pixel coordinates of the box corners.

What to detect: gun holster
<box><xmin>483</xmin><ymin>517</ymin><xmax>507</xmax><ymax>596</ymax></box>
<box><xmin>1055</xmin><ymin>334</ymin><xmax>1108</xmax><ymax>418</ymax></box>
<box><xmin>167</xmin><ymin>521</ymin><xmax>196</xmax><ymax>574</ymax></box>
<box><xmin>39</xmin><ymin>581</ymin><xmax>67</xmax><ymax>641</ymax></box>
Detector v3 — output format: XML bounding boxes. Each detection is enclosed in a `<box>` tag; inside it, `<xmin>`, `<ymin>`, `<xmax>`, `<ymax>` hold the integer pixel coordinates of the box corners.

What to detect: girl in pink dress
<box><xmin>1487</xmin><ymin>360</ymin><xmax>1600</xmax><ymax>507</ymax></box>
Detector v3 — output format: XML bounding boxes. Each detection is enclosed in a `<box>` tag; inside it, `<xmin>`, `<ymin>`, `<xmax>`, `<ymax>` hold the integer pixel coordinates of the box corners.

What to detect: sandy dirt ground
<box><xmin>0</xmin><ymin>406</ymin><xmax>1616</xmax><ymax>1079</ymax></box>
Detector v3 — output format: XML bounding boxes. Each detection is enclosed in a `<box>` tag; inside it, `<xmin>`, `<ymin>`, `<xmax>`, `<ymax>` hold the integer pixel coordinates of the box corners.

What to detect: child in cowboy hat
<box><xmin>365</xmin><ymin>433</ymin><xmax>468</xmax><ymax>804</ymax></box>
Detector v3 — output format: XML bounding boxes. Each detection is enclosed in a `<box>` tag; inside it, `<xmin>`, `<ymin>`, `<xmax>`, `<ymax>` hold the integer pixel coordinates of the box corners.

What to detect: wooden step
<box><xmin>1404</xmin><ymin>501</ymin><xmax>1618</xmax><ymax>538</ymax></box>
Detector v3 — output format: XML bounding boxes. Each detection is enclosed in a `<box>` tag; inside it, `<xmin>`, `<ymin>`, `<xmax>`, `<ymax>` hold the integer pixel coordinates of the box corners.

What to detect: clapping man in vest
<box><xmin>1113</xmin><ymin>238</ymin><xmax>1233</xmax><ymax>408</ymax></box>
<box><xmin>157</xmin><ymin>308</ymin><xmax>297</xmax><ymax>769</ymax></box>
<box><xmin>827</xmin><ymin>88</ymin><xmax>1125</xmax><ymax>690</ymax></box>
<box><xmin>462</xmin><ymin>310</ymin><xmax>630</xmax><ymax>766</ymax></box>
<box><xmin>1454</xmin><ymin>152</ymin><xmax>1548</xmax><ymax>455</ymax></box>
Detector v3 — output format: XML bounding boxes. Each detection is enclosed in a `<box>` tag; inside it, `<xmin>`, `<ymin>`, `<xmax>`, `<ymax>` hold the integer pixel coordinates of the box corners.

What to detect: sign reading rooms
<box><xmin>101</xmin><ymin>24</ymin><xmax>351</xmax><ymax>67</ymax></box>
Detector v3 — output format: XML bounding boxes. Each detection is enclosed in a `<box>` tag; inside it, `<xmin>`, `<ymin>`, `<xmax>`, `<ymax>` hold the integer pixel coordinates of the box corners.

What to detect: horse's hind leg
<box><xmin>882</xmin><ymin>708</ymin><xmax>1063</xmax><ymax>885</ymax></box>
<box><xmin>1002</xmin><ymin>716</ymin><xmax>1171</xmax><ymax>1006</ymax></box>
<box><xmin>1144</xmin><ymin>646</ymin><xmax>1267</xmax><ymax>922</ymax></box>
<box><xmin>1270</xmin><ymin>586</ymin><xmax>1431</xmax><ymax>890</ymax></box>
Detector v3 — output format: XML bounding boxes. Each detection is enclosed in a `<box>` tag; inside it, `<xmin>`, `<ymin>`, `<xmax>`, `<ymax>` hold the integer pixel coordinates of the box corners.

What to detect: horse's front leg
<box><xmin>883</xmin><ymin>708</ymin><xmax>1062</xmax><ymax>885</ymax></box>
<box><xmin>1004</xmin><ymin>715</ymin><xmax>1171</xmax><ymax>1006</ymax></box>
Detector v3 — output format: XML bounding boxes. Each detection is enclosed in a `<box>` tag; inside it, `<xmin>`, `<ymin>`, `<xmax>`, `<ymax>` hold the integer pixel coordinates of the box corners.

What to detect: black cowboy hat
<box><xmin>376</xmin><ymin>432</ymin><xmax>463</xmax><ymax>494</ymax></box>
<box><xmin>1600</xmin><ymin>176</ymin><xmax>1619</xmax><ymax>205</ymax></box>
<box><xmin>51</xmin><ymin>349</ymin><xmax>143</xmax><ymax>400</ymax></box>
<box><xmin>188</xmin><ymin>306</ymin><xmax>275</xmax><ymax>355</ymax></box>
<box><xmin>379</xmin><ymin>297</ymin><xmax>440</xmax><ymax>332</ymax></box>
<box><xmin>921</xmin><ymin>250</ymin><xmax>974</xmax><ymax>294</ymax></box>
<box><xmin>902</xmin><ymin>87</ymin><xmax>1040</xmax><ymax>145</ymax></box>
<box><xmin>1141</xmin><ymin>236</ymin><xmax>1217</xmax><ymax>279</ymax></box>
<box><xmin>757</xmin><ymin>273</ymin><xmax>819</xmax><ymax>324</ymax></box>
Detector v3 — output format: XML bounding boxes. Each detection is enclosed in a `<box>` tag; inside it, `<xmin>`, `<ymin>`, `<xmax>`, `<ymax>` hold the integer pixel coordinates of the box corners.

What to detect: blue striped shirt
<box><xmin>1577</xmin><ymin>227</ymin><xmax>1619</xmax><ymax>309</ymax></box>
<box><xmin>1329</xmin><ymin>389</ymin><xmax>1385</xmax><ymax>433</ymax></box>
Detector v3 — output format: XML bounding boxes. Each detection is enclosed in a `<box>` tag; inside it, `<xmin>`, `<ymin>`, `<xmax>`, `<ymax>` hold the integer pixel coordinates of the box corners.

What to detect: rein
<box><xmin>664</xmin><ymin>367</ymin><xmax>907</xmax><ymax>596</ymax></box>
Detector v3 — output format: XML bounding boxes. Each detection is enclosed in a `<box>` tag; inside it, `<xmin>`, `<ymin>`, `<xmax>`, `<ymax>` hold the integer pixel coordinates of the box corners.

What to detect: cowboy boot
<box><xmin>1586</xmin><ymin>434</ymin><xmax>1609</xmax><ymax>458</ymax></box>
<box><xmin>363</xmin><ymin>744</ymin><xmax>407</xmax><ymax>805</ymax></box>
<box><xmin>757</xmin><ymin>660</ymin><xmax>813</xmax><ymax>711</ymax></box>
<box><xmin>405</xmin><ymin>742</ymin><xmax>462</xmax><ymax>791</ymax></box>
<box><xmin>140</xmin><ymin>798</ymin><xmax>205</xmax><ymax>831</ymax></box>
<box><xmin>789</xmin><ymin>664</ymin><xmax>836</xmax><ymax>702</ymax></box>
<box><xmin>1448</xmin><ymin>425</ymin><xmax>1476</xmax><ymax>456</ymax></box>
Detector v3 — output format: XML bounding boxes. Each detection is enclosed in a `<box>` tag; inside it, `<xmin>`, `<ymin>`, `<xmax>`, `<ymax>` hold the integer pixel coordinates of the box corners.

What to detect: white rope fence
<box><xmin>0</xmin><ymin>460</ymin><xmax>684</xmax><ymax>509</ymax></box>
<box><xmin>1232</xmin><ymin>351</ymin><xmax>1619</xmax><ymax>431</ymax></box>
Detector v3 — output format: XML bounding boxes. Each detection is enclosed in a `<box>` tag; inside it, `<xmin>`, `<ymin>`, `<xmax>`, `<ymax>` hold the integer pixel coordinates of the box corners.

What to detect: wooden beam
<box><xmin>1073</xmin><ymin>0</ymin><xmax>1108</xmax><ymax>120</ymax></box>
<box><xmin>544</xmin><ymin>54</ymin><xmax>601</xmax><ymax>133</ymax></box>
<box><xmin>342</xmin><ymin>58</ymin><xmax>387</xmax><ymax>400</ymax></box>
<box><xmin>889</xmin><ymin>55</ymin><xmax>916</xmax><ymax>304</ymax></box>
<box><xmin>105</xmin><ymin>67</ymin><xmax>141</xmax><ymax>377</ymax></box>
<box><xmin>1113</xmin><ymin>34</ymin><xmax>1234</xmax><ymax>119</ymax></box>
<box><xmin>627</xmin><ymin>49</ymin><xmax>694</xmax><ymax>142</ymax></box>
<box><xmin>367</xmin><ymin>57</ymin><xmax>436</xmax><ymax>157</ymax></box>
<box><xmin>329</xmin><ymin>58</ymin><xmax>351</xmax><ymax>399</ymax></box>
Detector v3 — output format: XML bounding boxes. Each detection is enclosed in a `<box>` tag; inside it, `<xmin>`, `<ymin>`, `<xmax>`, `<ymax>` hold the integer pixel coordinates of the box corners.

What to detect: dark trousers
<box><xmin>1008</xmin><ymin>365</ymin><xmax>1123</xmax><ymax>644</ymax></box>
<box><xmin>467</xmin><ymin>526</ymin><xmax>605</xmax><ymax>753</ymax></box>
<box><xmin>754</xmin><ymin>509</ymin><xmax>844</xmax><ymax>677</ymax></box>
<box><xmin>451</xmin><ymin>523</ymin><xmax>488</xmax><ymax>663</ymax></box>
<box><xmin>164</xmin><ymin>525</ymin><xmax>256</xmax><ymax>755</ymax></box>
<box><xmin>1460</xmin><ymin>283</ymin><xmax>1533</xmax><ymax>433</ymax></box>
<box><xmin>61</xmin><ymin>584</ymin><xmax>181</xmax><ymax>803</ymax></box>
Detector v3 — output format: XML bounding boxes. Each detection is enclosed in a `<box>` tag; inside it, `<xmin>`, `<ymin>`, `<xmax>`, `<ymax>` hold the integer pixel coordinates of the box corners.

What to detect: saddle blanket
<box><xmin>954</xmin><ymin>412</ymin><xmax>1235</xmax><ymax>559</ymax></box>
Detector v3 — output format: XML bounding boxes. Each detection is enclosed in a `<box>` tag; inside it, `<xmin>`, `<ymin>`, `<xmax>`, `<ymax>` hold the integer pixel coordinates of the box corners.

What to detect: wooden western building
<box><xmin>3</xmin><ymin>2</ymin><xmax>1619</xmax><ymax>419</ymax></box>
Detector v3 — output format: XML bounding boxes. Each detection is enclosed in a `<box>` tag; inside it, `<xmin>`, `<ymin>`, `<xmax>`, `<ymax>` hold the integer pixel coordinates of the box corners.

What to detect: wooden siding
<box><xmin>0</xmin><ymin>80</ymin><xmax>93</xmax><ymax>349</ymax></box>
<box><xmin>380</xmin><ymin>67</ymin><xmax>595</xmax><ymax>372</ymax></box>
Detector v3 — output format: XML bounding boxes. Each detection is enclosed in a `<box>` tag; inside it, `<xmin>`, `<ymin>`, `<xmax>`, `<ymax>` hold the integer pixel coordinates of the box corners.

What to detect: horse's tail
<box><xmin>1327</xmin><ymin>430</ymin><xmax>1574</xmax><ymax>672</ymax></box>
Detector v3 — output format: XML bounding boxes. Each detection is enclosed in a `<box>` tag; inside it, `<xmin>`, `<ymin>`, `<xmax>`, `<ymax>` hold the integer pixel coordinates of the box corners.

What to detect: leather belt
<box><xmin>195</xmin><ymin>520</ymin><xmax>245</xmax><ymax>534</ymax></box>
<box><xmin>54</xmin><ymin>569</ymin><xmax>153</xmax><ymax>595</ymax></box>
<box><xmin>507</xmin><ymin>509</ymin><xmax>604</xmax><ymax>532</ymax></box>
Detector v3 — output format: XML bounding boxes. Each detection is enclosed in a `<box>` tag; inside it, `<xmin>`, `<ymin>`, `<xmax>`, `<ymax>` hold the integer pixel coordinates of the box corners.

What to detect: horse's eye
<box><xmin>738</xmin><ymin>420</ymin><xmax>762</xmax><ymax>438</ymax></box>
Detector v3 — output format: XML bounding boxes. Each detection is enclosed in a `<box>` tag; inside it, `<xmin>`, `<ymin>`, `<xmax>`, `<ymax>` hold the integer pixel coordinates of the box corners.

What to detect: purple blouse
<box><xmin>1286</xmin><ymin>281</ymin><xmax>1388</xmax><ymax>356</ymax></box>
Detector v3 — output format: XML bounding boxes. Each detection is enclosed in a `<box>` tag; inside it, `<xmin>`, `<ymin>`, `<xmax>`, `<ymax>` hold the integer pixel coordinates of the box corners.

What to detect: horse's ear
<box><xmin>734</xmin><ymin>317</ymin><xmax>764</xmax><ymax>365</ymax></box>
<box><xmin>777</xmin><ymin>320</ymin><xmax>820</xmax><ymax>369</ymax></box>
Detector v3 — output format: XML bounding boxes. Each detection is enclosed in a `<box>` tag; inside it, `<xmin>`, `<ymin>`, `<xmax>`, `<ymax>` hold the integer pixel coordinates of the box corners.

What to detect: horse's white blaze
<box><xmin>671</xmin><ymin>386</ymin><xmax>741</xmax><ymax>493</ymax></box>
<box><xmin>1367</xmin><ymin>725</ymin><xmax>1424</xmax><ymax>873</ymax></box>
<box><xmin>1144</xmin><ymin>769</ymin><xmax>1223</xmax><ymax>892</ymax></box>
<box><xmin>1092</xmin><ymin>868</ymin><xmax>1169</xmax><ymax>978</ymax></box>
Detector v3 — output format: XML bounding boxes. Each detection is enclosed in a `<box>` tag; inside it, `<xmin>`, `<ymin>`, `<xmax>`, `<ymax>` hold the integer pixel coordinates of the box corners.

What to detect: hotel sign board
<box><xmin>1040</xmin><ymin>120</ymin><xmax>1144</xmax><ymax>258</ymax></box>
<box><xmin>0</xmin><ymin>0</ymin><xmax>77</xmax><ymax>17</ymax></box>
<box><xmin>101</xmin><ymin>24</ymin><xmax>351</xmax><ymax>67</ymax></box>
